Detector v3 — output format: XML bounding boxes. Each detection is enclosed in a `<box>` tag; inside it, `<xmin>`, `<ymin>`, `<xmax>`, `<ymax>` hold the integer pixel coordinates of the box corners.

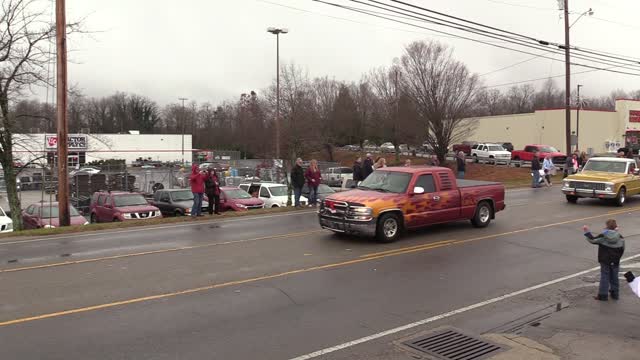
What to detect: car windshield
<box><xmin>539</xmin><ymin>146</ymin><xmax>559</xmax><ymax>153</ymax></box>
<box><xmin>488</xmin><ymin>146</ymin><xmax>504</xmax><ymax>151</ymax></box>
<box><xmin>269</xmin><ymin>186</ymin><xmax>288</xmax><ymax>197</ymax></box>
<box><xmin>170</xmin><ymin>190</ymin><xmax>194</xmax><ymax>201</ymax></box>
<box><xmin>317</xmin><ymin>184</ymin><xmax>335</xmax><ymax>194</ymax></box>
<box><xmin>357</xmin><ymin>171</ymin><xmax>412</xmax><ymax>193</ymax></box>
<box><xmin>40</xmin><ymin>205</ymin><xmax>80</xmax><ymax>218</ymax></box>
<box><xmin>224</xmin><ymin>189</ymin><xmax>252</xmax><ymax>199</ymax></box>
<box><xmin>114</xmin><ymin>194</ymin><xmax>149</xmax><ymax>207</ymax></box>
<box><xmin>582</xmin><ymin>160</ymin><xmax>627</xmax><ymax>173</ymax></box>
<box><xmin>0</xmin><ymin>207</ymin><xmax>6</xmax><ymax>217</ymax></box>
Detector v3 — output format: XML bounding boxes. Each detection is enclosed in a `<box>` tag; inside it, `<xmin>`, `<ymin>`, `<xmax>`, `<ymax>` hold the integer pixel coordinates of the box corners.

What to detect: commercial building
<box><xmin>13</xmin><ymin>133</ymin><xmax>193</xmax><ymax>167</ymax></box>
<box><xmin>468</xmin><ymin>99</ymin><xmax>640</xmax><ymax>154</ymax></box>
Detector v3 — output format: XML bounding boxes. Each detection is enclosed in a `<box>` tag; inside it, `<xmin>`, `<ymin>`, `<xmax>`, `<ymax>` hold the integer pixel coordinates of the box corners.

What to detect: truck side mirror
<box><xmin>413</xmin><ymin>186</ymin><xmax>425</xmax><ymax>195</ymax></box>
<box><xmin>634</xmin><ymin>169</ymin><xmax>640</xmax><ymax>176</ymax></box>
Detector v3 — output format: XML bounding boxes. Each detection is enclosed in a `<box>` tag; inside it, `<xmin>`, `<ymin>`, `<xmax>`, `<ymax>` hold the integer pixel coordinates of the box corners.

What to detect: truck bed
<box><xmin>456</xmin><ymin>179</ymin><xmax>501</xmax><ymax>188</ymax></box>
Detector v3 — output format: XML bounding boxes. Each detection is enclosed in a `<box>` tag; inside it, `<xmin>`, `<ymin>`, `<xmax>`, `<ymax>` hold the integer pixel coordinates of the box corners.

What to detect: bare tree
<box><xmin>506</xmin><ymin>84</ymin><xmax>535</xmax><ymax>113</ymax></box>
<box><xmin>0</xmin><ymin>0</ymin><xmax>81</xmax><ymax>229</ymax></box>
<box><xmin>399</xmin><ymin>40</ymin><xmax>480</xmax><ymax>162</ymax></box>
<box><xmin>312</xmin><ymin>76</ymin><xmax>340</xmax><ymax>160</ymax></box>
<box><xmin>476</xmin><ymin>88</ymin><xmax>505</xmax><ymax>116</ymax></box>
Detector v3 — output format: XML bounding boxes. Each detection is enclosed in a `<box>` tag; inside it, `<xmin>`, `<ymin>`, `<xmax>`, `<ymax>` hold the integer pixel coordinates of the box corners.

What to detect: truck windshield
<box><xmin>582</xmin><ymin>160</ymin><xmax>627</xmax><ymax>173</ymax></box>
<box><xmin>539</xmin><ymin>146</ymin><xmax>559</xmax><ymax>153</ymax></box>
<box><xmin>358</xmin><ymin>171</ymin><xmax>412</xmax><ymax>193</ymax></box>
<box><xmin>114</xmin><ymin>194</ymin><xmax>149</xmax><ymax>207</ymax></box>
<box><xmin>170</xmin><ymin>190</ymin><xmax>194</xmax><ymax>201</ymax></box>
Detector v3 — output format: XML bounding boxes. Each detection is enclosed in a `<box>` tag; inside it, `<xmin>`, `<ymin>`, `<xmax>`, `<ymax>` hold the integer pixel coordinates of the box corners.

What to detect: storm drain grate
<box><xmin>403</xmin><ymin>328</ymin><xmax>507</xmax><ymax>360</ymax></box>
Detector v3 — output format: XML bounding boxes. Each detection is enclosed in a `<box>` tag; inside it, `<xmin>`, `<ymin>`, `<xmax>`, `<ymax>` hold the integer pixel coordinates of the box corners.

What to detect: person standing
<box><xmin>583</xmin><ymin>220</ymin><xmax>625</xmax><ymax>301</ymax></box>
<box><xmin>352</xmin><ymin>157</ymin><xmax>364</xmax><ymax>185</ymax></box>
<box><xmin>189</xmin><ymin>164</ymin><xmax>206</xmax><ymax>217</ymax></box>
<box><xmin>456</xmin><ymin>151</ymin><xmax>466</xmax><ymax>179</ymax></box>
<box><xmin>363</xmin><ymin>153</ymin><xmax>374</xmax><ymax>179</ymax></box>
<box><xmin>305</xmin><ymin>159</ymin><xmax>321</xmax><ymax>207</ymax></box>
<box><xmin>205</xmin><ymin>168</ymin><xmax>221</xmax><ymax>215</ymax></box>
<box><xmin>373</xmin><ymin>157</ymin><xmax>386</xmax><ymax>170</ymax></box>
<box><xmin>531</xmin><ymin>151</ymin><xmax>541</xmax><ymax>188</ymax></box>
<box><xmin>542</xmin><ymin>154</ymin><xmax>556</xmax><ymax>187</ymax></box>
<box><xmin>404</xmin><ymin>159</ymin><xmax>412</xmax><ymax>167</ymax></box>
<box><xmin>291</xmin><ymin>158</ymin><xmax>305</xmax><ymax>208</ymax></box>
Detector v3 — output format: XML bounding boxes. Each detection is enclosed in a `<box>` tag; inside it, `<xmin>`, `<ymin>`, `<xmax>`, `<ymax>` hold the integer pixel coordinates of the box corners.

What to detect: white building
<box><xmin>13</xmin><ymin>133</ymin><xmax>193</xmax><ymax>167</ymax></box>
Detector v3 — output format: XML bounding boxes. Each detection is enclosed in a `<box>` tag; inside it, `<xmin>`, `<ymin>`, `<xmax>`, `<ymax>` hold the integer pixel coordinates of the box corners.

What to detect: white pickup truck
<box><xmin>322</xmin><ymin>167</ymin><xmax>353</xmax><ymax>187</ymax></box>
<box><xmin>471</xmin><ymin>143</ymin><xmax>512</xmax><ymax>163</ymax></box>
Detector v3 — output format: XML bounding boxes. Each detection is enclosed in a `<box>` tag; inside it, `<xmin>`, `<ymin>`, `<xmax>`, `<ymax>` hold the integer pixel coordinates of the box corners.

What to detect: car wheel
<box><xmin>90</xmin><ymin>213</ymin><xmax>97</xmax><ymax>224</ymax></box>
<box><xmin>473</xmin><ymin>154</ymin><xmax>478</xmax><ymax>163</ymax></box>
<box><xmin>566</xmin><ymin>195</ymin><xmax>578</xmax><ymax>204</ymax></box>
<box><xmin>271</xmin><ymin>204</ymin><xmax>279</xmax><ymax>208</ymax></box>
<box><xmin>376</xmin><ymin>213</ymin><xmax>402</xmax><ymax>243</ymax></box>
<box><xmin>113</xmin><ymin>218</ymin><xmax>121</xmax><ymax>222</ymax></box>
<box><xmin>513</xmin><ymin>157</ymin><xmax>521</xmax><ymax>167</ymax></box>
<box><xmin>175</xmin><ymin>210</ymin><xmax>184</xmax><ymax>217</ymax></box>
<box><xmin>615</xmin><ymin>187</ymin><xmax>626</xmax><ymax>207</ymax></box>
<box><xmin>471</xmin><ymin>202</ymin><xmax>492</xmax><ymax>228</ymax></box>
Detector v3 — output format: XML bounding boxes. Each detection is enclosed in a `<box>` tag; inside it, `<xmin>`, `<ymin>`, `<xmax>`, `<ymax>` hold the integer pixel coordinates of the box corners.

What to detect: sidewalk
<box><xmin>488</xmin><ymin>274</ymin><xmax>640</xmax><ymax>360</ymax></box>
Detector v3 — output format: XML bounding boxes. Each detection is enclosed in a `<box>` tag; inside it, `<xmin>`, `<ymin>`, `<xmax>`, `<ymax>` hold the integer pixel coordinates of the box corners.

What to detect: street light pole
<box><xmin>267</xmin><ymin>27</ymin><xmax>288</xmax><ymax>160</ymax></box>
<box><xmin>563</xmin><ymin>0</ymin><xmax>571</xmax><ymax>155</ymax></box>
<box><xmin>576</xmin><ymin>84</ymin><xmax>583</xmax><ymax>151</ymax></box>
<box><xmin>179</xmin><ymin>97</ymin><xmax>188</xmax><ymax>164</ymax></box>
<box><xmin>56</xmin><ymin>0</ymin><xmax>70</xmax><ymax>227</ymax></box>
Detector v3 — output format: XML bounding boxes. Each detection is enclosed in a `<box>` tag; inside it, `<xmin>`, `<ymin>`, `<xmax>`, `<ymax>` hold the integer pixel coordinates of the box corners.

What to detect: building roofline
<box><xmin>535</xmin><ymin>107</ymin><xmax>616</xmax><ymax>113</ymax></box>
<box><xmin>616</xmin><ymin>98</ymin><xmax>640</xmax><ymax>102</ymax></box>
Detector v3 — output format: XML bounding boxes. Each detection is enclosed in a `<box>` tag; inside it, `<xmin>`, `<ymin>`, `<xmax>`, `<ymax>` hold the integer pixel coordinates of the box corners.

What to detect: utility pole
<box><xmin>56</xmin><ymin>0</ymin><xmax>70</xmax><ymax>227</ymax></box>
<box><xmin>563</xmin><ymin>0</ymin><xmax>571</xmax><ymax>155</ymax></box>
<box><xmin>267</xmin><ymin>27</ymin><xmax>288</xmax><ymax>160</ymax></box>
<box><xmin>576</xmin><ymin>84</ymin><xmax>583</xmax><ymax>151</ymax></box>
<box><xmin>179</xmin><ymin>97</ymin><xmax>188</xmax><ymax>164</ymax></box>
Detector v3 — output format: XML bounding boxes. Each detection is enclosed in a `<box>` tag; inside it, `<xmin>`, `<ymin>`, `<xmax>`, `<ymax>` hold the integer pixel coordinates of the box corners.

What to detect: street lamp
<box><xmin>179</xmin><ymin>97</ymin><xmax>188</xmax><ymax>164</ymax></box>
<box><xmin>570</xmin><ymin>8</ymin><xmax>594</xmax><ymax>28</ymax></box>
<box><xmin>267</xmin><ymin>27</ymin><xmax>288</xmax><ymax>160</ymax></box>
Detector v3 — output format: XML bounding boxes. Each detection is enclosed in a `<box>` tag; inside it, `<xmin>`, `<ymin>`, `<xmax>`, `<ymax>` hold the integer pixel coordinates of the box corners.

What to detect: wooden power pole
<box><xmin>563</xmin><ymin>0</ymin><xmax>572</xmax><ymax>155</ymax></box>
<box><xmin>56</xmin><ymin>0</ymin><xmax>70</xmax><ymax>226</ymax></box>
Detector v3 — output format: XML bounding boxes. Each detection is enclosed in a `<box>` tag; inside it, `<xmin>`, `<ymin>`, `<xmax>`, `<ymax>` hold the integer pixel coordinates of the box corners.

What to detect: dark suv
<box><xmin>90</xmin><ymin>191</ymin><xmax>161</xmax><ymax>223</ymax></box>
<box><xmin>150</xmin><ymin>189</ymin><xmax>208</xmax><ymax>216</ymax></box>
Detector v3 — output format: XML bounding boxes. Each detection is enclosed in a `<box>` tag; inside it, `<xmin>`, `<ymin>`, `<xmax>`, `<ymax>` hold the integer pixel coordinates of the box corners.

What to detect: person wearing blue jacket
<box><xmin>583</xmin><ymin>219</ymin><xmax>625</xmax><ymax>301</ymax></box>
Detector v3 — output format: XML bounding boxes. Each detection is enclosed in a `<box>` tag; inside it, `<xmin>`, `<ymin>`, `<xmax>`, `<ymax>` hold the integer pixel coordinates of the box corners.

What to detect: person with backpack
<box><xmin>205</xmin><ymin>168</ymin><xmax>221</xmax><ymax>215</ymax></box>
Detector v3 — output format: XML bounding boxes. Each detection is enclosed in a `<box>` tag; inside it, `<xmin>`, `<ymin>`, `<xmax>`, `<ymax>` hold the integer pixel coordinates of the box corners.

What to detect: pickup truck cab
<box><xmin>511</xmin><ymin>145</ymin><xmax>566</xmax><ymax>166</ymax></box>
<box><xmin>562</xmin><ymin>157</ymin><xmax>639</xmax><ymax>206</ymax></box>
<box><xmin>471</xmin><ymin>143</ymin><xmax>512</xmax><ymax>163</ymax></box>
<box><xmin>319</xmin><ymin>166</ymin><xmax>506</xmax><ymax>242</ymax></box>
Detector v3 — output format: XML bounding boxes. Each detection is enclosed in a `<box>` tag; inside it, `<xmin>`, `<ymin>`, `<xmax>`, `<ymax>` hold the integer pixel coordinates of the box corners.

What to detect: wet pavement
<box><xmin>0</xmin><ymin>187</ymin><xmax>639</xmax><ymax>359</ymax></box>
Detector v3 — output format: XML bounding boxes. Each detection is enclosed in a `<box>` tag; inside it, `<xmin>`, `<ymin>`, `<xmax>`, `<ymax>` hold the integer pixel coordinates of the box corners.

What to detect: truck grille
<box><xmin>322</xmin><ymin>200</ymin><xmax>348</xmax><ymax>218</ymax></box>
<box><xmin>568</xmin><ymin>181</ymin><xmax>605</xmax><ymax>191</ymax></box>
<box><xmin>552</xmin><ymin>156</ymin><xmax>567</xmax><ymax>165</ymax></box>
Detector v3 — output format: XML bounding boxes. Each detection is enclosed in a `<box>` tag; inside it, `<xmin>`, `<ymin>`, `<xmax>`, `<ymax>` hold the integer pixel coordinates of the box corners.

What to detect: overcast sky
<box><xmin>57</xmin><ymin>0</ymin><xmax>640</xmax><ymax>105</ymax></box>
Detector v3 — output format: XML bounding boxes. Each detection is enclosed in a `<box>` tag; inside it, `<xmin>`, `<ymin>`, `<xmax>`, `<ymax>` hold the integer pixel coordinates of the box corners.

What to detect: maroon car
<box><xmin>90</xmin><ymin>191</ymin><xmax>162</xmax><ymax>223</ymax></box>
<box><xmin>22</xmin><ymin>202</ymin><xmax>88</xmax><ymax>229</ymax></box>
<box><xmin>219</xmin><ymin>187</ymin><xmax>264</xmax><ymax>211</ymax></box>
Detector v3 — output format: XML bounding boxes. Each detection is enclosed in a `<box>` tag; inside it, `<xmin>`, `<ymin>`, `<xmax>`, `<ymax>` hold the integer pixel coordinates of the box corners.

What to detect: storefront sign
<box><xmin>45</xmin><ymin>134</ymin><xmax>88</xmax><ymax>150</ymax></box>
<box><xmin>630</xmin><ymin>110</ymin><xmax>640</xmax><ymax>123</ymax></box>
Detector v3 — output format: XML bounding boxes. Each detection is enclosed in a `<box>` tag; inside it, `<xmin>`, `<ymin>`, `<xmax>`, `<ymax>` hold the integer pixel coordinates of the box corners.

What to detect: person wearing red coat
<box><xmin>305</xmin><ymin>159</ymin><xmax>322</xmax><ymax>207</ymax></box>
<box><xmin>189</xmin><ymin>164</ymin><xmax>206</xmax><ymax>217</ymax></box>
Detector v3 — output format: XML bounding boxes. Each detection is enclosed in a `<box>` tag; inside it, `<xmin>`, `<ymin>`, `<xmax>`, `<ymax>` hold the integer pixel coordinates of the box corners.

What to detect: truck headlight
<box><xmin>347</xmin><ymin>206</ymin><xmax>373</xmax><ymax>220</ymax></box>
<box><xmin>605</xmin><ymin>184</ymin><xmax>613</xmax><ymax>192</ymax></box>
<box><xmin>563</xmin><ymin>180</ymin><xmax>570</xmax><ymax>187</ymax></box>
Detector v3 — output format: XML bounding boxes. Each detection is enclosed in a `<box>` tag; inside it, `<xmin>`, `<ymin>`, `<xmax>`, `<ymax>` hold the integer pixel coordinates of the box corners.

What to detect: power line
<box><xmin>479</xmin><ymin>54</ymin><xmax>543</xmax><ymax>77</ymax></box>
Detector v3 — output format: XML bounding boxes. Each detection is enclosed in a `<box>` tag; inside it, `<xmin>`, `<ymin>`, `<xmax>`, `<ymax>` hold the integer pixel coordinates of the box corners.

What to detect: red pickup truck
<box><xmin>318</xmin><ymin>166</ymin><xmax>506</xmax><ymax>242</ymax></box>
<box><xmin>511</xmin><ymin>144</ymin><xmax>567</xmax><ymax>166</ymax></box>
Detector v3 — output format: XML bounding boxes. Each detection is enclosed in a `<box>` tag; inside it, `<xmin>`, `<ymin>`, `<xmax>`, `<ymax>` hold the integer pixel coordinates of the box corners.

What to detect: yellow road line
<box><xmin>0</xmin><ymin>230</ymin><xmax>324</xmax><ymax>274</ymax></box>
<box><xmin>1</xmin><ymin>206</ymin><xmax>638</xmax><ymax>327</ymax></box>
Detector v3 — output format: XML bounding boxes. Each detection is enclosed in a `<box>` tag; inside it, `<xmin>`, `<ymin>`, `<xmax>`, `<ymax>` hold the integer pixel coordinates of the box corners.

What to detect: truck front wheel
<box><xmin>615</xmin><ymin>187</ymin><xmax>626</xmax><ymax>207</ymax></box>
<box><xmin>471</xmin><ymin>202</ymin><xmax>492</xmax><ymax>228</ymax></box>
<box><xmin>566</xmin><ymin>195</ymin><xmax>578</xmax><ymax>204</ymax></box>
<box><xmin>376</xmin><ymin>213</ymin><xmax>402</xmax><ymax>243</ymax></box>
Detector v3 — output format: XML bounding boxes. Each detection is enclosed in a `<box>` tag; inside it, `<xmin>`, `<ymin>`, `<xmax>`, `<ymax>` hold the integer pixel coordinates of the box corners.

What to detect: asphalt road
<box><xmin>1</xmin><ymin>187</ymin><xmax>639</xmax><ymax>360</ymax></box>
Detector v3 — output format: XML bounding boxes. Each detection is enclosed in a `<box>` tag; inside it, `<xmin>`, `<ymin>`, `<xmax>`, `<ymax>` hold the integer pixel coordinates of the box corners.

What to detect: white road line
<box><xmin>288</xmin><ymin>253</ymin><xmax>640</xmax><ymax>360</ymax></box>
<box><xmin>0</xmin><ymin>210</ymin><xmax>316</xmax><ymax>246</ymax></box>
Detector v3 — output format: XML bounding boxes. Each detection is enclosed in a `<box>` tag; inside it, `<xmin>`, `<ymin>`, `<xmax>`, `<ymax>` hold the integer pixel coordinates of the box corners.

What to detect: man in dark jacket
<box><xmin>205</xmin><ymin>168</ymin><xmax>221</xmax><ymax>215</ymax></box>
<box><xmin>363</xmin><ymin>153</ymin><xmax>374</xmax><ymax>179</ymax></box>
<box><xmin>353</xmin><ymin>157</ymin><xmax>364</xmax><ymax>184</ymax></box>
<box><xmin>291</xmin><ymin>158</ymin><xmax>305</xmax><ymax>208</ymax></box>
<box><xmin>531</xmin><ymin>151</ymin><xmax>541</xmax><ymax>188</ymax></box>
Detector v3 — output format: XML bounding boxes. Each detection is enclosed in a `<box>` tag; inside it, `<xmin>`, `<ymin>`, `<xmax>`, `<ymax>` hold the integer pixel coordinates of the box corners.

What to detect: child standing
<box><xmin>583</xmin><ymin>219</ymin><xmax>625</xmax><ymax>301</ymax></box>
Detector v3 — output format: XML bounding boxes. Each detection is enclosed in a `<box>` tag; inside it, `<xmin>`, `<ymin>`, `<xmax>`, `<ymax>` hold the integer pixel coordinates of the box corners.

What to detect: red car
<box><xmin>22</xmin><ymin>202</ymin><xmax>88</xmax><ymax>229</ymax></box>
<box><xmin>511</xmin><ymin>144</ymin><xmax>567</xmax><ymax>166</ymax></box>
<box><xmin>219</xmin><ymin>187</ymin><xmax>264</xmax><ymax>211</ymax></box>
<box><xmin>90</xmin><ymin>191</ymin><xmax>161</xmax><ymax>223</ymax></box>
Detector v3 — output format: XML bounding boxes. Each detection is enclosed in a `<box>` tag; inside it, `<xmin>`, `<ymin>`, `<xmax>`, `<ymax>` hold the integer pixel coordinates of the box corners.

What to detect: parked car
<box><xmin>302</xmin><ymin>183</ymin><xmax>336</xmax><ymax>203</ymax></box>
<box><xmin>219</xmin><ymin>187</ymin><xmax>264</xmax><ymax>211</ymax></box>
<box><xmin>452</xmin><ymin>141</ymin><xmax>477</xmax><ymax>156</ymax></box>
<box><xmin>562</xmin><ymin>157</ymin><xmax>639</xmax><ymax>206</ymax></box>
<box><xmin>0</xmin><ymin>206</ymin><xmax>13</xmax><ymax>232</ymax></box>
<box><xmin>380</xmin><ymin>142</ymin><xmax>396</xmax><ymax>153</ymax></box>
<box><xmin>342</xmin><ymin>145</ymin><xmax>361</xmax><ymax>151</ymax></box>
<box><xmin>90</xmin><ymin>191</ymin><xmax>161</xmax><ymax>223</ymax></box>
<box><xmin>511</xmin><ymin>144</ymin><xmax>567</xmax><ymax>166</ymax></box>
<box><xmin>70</xmin><ymin>167</ymin><xmax>101</xmax><ymax>177</ymax></box>
<box><xmin>239</xmin><ymin>182</ymin><xmax>308</xmax><ymax>207</ymax></box>
<box><xmin>318</xmin><ymin>166</ymin><xmax>506</xmax><ymax>243</ymax></box>
<box><xmin>18</xmin><ymin>176</ymin><xmax>34</xmax><ymax>191</ymax></box>
<box><xmin>322</xmin><ymin>167</ymin><xmax>353</xmax><ymax>187</ymax></box>
<box><xmin>22</xmin><ymin>202</ymin><xmax>88</xmax><ymax>229</ymax></box>
<box><xmin>150</xmin><ymin>189</ymin><xmax>208</xmax><ymax>216</ymax></box>
<box><xmin>471</xmin><ymin>143</ymin><xmax>512</xmax><ymax>163</ymax></box>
